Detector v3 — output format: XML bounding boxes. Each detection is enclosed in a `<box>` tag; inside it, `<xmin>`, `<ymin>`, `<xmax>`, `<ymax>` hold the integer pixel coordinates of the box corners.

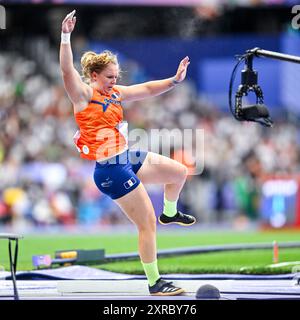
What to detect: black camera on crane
<box><xmin>229</xmin><ymin>48</ymin><xmax>273</xmax><ymax>127</ymax></box>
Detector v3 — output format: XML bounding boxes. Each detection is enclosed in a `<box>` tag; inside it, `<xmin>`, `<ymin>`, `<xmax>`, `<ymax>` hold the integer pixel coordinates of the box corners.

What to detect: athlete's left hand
<box><xmin>174</xmin><ymin>56</ymin><xmax>190</xmax><ymax>83</ymax></box>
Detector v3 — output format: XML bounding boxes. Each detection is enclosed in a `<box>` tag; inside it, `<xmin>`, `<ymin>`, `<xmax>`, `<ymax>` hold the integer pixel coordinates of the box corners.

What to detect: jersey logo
<box><xmin>90</xmin><ymin>100</ymin><xmax>110</xmax><ymax>112</ymax></box>
<box><xmin>99</xmin><ymin>102</ymin><xmax>110</xmax><ymax>112</ymax></box>
<box><xmin>111</xmin><ymin>92</ymin><xmax>119</xmax><ymax>99</ymax></box>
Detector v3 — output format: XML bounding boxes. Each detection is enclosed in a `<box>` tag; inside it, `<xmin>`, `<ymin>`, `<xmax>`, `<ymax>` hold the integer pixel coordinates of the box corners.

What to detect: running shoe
<box><xmin>158</xmin><ymin>211</ymin><xmax>196</xmax><ymax>226</ymax></box>
<box><xmin>149</xmin><ymin>278</ymin><xmax>185</xmax><ymax>296</ymax></box>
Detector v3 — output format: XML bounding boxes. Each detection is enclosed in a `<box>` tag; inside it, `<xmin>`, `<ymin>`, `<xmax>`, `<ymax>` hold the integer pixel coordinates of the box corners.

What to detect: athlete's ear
<box><xmin>91</xmin><ymin>71</ymin><xmax>99</xmax><ymax>82</ymax></box>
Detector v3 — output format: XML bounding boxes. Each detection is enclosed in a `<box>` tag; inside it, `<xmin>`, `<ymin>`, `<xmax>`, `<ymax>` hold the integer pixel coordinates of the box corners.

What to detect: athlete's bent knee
<box><xmin>176</xmin><ymin>163</ymin><xmax>188</xmax><ymax>182</ymax></box>
<box><xmin>137</xmin><ymin>213</ymin><xmax>156</xmax><ymax>233</ymax></box>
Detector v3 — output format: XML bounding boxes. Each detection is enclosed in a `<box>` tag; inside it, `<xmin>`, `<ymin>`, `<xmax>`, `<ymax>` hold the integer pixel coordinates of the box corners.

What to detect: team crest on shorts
<box><xmin>124</xmin><ymin>177</ymin><xmax>137</xmax><ymax>189</ymax></box>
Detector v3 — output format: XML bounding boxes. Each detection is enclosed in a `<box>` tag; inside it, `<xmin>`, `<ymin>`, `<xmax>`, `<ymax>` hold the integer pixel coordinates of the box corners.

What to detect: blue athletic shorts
<box><xmin>93</xmin><ymin>150</ymin><xmax>148</xmax><ymax>200</ymax></box>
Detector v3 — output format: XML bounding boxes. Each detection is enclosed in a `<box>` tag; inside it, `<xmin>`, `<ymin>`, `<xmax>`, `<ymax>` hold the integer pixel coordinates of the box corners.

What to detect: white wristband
<box><xmin>61</xmin><ymin>32</ymin><xmax>71</xmax><ymax>44</ymax></box>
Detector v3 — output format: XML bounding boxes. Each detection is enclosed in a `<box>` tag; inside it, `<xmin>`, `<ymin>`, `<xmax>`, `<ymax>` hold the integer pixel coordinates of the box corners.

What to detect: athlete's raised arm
<box><xmin>116</xmin><ymin>56</ymin><xmax>190</xmax><ymax>102</ymax></box>
<box><xmin>59</xmin><ymin>10</ymin><xmax>92</xmax><ymax>110</ymax></box>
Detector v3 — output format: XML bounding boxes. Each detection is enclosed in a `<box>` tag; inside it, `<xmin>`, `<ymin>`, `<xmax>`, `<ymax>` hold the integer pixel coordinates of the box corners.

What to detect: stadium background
<box><xmin>1</xmin><ymin>0</ymin><xmax>300</xmax><ymax>233</ymax></box>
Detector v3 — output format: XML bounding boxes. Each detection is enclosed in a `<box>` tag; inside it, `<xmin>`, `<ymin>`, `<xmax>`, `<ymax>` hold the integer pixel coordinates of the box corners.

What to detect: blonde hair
<box><xmin>81</xmin><ymin>50</ymin><xmax>119</xmax><ymax>83</ymax></box>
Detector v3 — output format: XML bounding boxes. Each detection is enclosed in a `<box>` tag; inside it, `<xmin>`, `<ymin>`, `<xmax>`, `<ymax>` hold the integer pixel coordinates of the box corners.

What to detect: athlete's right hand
<box><xmin>62</xmin><ymin>10</ymin><xmax>76</xmax><ymax>33</ymax></box>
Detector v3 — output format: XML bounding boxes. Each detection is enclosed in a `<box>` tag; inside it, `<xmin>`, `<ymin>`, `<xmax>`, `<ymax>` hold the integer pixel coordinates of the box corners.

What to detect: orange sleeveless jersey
<box><xmin>73</xmin><ymin>87</ymin><xmax>128</xmax><ymax>161</ymax></box>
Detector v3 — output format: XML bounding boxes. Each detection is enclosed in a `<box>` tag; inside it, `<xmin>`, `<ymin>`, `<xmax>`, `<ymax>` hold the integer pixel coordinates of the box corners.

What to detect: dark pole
<box><xmin>247</xmin><ymin>47</ymin><xmax>300</xmax><ymax>64</ymax></box>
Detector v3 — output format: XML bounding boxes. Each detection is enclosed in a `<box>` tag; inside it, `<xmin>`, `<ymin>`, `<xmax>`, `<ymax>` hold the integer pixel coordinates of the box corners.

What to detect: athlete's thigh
<box><xmin>136</xmin><ymin>152</ymin><xmax>187</xmax><ymax>185</ymax></box>
<box><xmin>114</xmin><ymin>182</ymin><xmax>156</xmax><ymax>227</ymax></box>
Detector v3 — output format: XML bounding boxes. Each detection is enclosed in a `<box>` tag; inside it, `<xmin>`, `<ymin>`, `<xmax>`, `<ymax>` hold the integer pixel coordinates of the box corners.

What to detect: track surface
<box><xmin>1</xmin><ymin>276</ymin><xmax>300</xmax><ymax>300</ymax></box>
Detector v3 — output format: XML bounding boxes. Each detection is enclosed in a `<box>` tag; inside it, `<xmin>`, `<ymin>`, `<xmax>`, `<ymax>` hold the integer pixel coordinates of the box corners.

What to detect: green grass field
<box><xmin>1</xmin><ymin>229</ymin><xmax>300</xmax><ymax>275</ymax></box>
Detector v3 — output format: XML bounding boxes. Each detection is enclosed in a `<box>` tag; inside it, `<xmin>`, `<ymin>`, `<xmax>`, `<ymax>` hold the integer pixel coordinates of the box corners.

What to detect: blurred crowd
<box><xmin>1</xmin><ymin>50</ymin><xmax>300</xmax><ymax>230</ymax></box>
